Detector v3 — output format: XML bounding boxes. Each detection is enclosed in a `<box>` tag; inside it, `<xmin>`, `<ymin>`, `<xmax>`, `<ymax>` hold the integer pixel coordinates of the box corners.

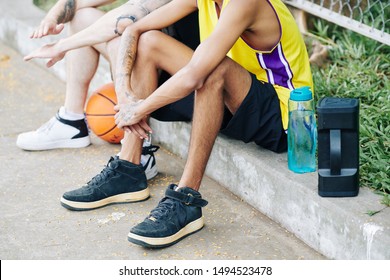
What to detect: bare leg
<box><xmin>124</xmin><ymin>32</ymin><xmax>254</xmax><ymax>249</ymax></box>
<box><xmin>118</xmin><ymin>30</ymin><xmax>194</xmax><ymax>164</ymax></box>
<box><xmin>64</xmin><ymin>8</ymin><xmax>106</xmax><ymax>115</ymax></box>
<box><xmin>178</xmin><ymin>58</ymin><xmax>252</xmax><ymax>190</ymax></box>
<box><xmin>16</xmin><ymin>7</ymin><xmax>119</xmax><ymax>151</ymax></box>
<box><xmin>64</xmin><ymin>1</ymin><xmax>174</xmax><ymax>115</ymax></box>
<box><xmin>116</xmin><ymin>31</ymin><xmax>252</xmax><ymax>191</ymax></box>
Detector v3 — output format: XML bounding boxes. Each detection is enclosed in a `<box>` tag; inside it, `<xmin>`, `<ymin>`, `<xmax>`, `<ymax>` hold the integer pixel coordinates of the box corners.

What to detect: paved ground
<box><xmin>0</xmin><ymin>42</ymin><xmax>326</xmax><ymax>260</ymax></box>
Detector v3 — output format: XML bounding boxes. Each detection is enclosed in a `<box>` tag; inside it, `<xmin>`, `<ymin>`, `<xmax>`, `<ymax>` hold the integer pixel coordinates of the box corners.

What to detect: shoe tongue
<box><xmin>108</xmin><ymin>156</ymin><xmax>120</xmax><ymax>167</ymax></box>
<box><xmin>169</xmin><ymin>184</ymin><xmax>192</xmax><ymax>193</ymax></box>
<box><xmin>110</xmin><ymin>155</ymin><xmax>119</xmax><ymax>161</ymax></box>
<box><xmin>142</xmin><ymin>145</ymin><xmax>159</xmax><ymax>155</ymax></box>
<box><xmin>174</xmin><ymin>185</ymin><xmax>199</xmax><ymax>197</ymax></box>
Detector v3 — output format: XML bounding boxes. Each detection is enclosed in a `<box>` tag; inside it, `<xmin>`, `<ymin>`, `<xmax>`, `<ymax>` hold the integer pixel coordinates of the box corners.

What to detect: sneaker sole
<box><xmin>60</xmin><ymin>188</ymin><xmax>150</xmax><ymax>211</ymax></box>
<box><xmin>127</xmin><ymin>216</ymin><xmax>204</xmax><ymax>248</ymax></box>
<box><xmin>17</xmin><ymin>136</ymin><xmax>90</xmax><ymax>151</ymax></box>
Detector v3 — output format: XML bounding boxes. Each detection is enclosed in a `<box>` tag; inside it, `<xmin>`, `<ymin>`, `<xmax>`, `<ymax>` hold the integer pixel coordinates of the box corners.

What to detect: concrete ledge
<box><xmin>2</xmin><ymin>0</ymin><xmax>389</xmax><ymax>260</ymax></box>
<box><xmin>150</xmin><ymin>120</ymin><xmax>390</xmax><ymax>260</ymax></box>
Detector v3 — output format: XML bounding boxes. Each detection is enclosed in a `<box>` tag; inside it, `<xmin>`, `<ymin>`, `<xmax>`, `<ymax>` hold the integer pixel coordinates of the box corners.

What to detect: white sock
<box><xmin>58</xmin><ymin>106</ymin><xmax>85</xmax><ymax>121</ymax></box>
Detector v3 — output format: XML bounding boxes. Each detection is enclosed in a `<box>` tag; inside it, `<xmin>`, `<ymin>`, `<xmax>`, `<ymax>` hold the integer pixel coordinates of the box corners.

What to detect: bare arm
<box><xmin>114</xmin><ymin>0</ymin><xmax>197</xmax><ymax>103</ymax></box>
<box><xmin>115</xmin><ymin>0</ymin><xmax>258</xmax><ymax>130</ymax></box>
<box><xmin>55</xmin><ymin>0</ymin><xmax>174</xmax><ymax>54</ymax></box>
<box><xmin>24</xmin><ymin>0</ymin><xmax>171</xmax><ymax>65</ymax></box>
<box><xmin>113</xmin><ymin>0</ymin><xmax>197</xmax><ymax>136</ymax></box>
<box><xmin>31</xmin><ymin>0</ymin><xmax>114</xmax><ymax>38</ymax></box>
<box><xmin>115</xmin><ymin>27</ymin><xmax>139</xmax><ymax>104</ymax></box>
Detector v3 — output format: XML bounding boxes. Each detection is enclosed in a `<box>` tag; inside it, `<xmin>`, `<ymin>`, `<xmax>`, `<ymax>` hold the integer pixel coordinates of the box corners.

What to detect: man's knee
<box><xmin>137</xmin><ymin>30</ymin><xmax>165</xmax><ymax>57</ymax></box>
<box><xmin>202</xmin><ymin>58</ymin><xmax>231</xmax><ymax>89</ymax></box>
<box><xmin>216</xmin><ymin>57</ymin><xmax>234</xmax><ymax>76</ymax></box>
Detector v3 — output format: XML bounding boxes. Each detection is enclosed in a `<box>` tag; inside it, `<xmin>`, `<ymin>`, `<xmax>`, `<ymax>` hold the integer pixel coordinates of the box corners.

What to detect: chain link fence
<box><xmin>283</xmin><ymin>0</ymin><xmax>390</xmax><ymax>45</ymax></box>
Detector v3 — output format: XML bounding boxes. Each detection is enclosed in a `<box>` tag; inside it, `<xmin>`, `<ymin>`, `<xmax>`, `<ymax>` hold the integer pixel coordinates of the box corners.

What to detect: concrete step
<box><xmin>1</xmin><ymin>0</ymin><xmax>388</xmax><ymax>260</ymax></box>
<box><xmin>151</xmin><ymin>120</ymin><xmax>390</xmax><ymax>260</ymax></box>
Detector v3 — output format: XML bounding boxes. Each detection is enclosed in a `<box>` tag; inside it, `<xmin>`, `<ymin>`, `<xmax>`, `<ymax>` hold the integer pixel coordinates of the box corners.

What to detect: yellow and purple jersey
<box><xmin>197</xmin><ymin>0</ymin><xmax>313</xmax><ymax>129</ymax></box>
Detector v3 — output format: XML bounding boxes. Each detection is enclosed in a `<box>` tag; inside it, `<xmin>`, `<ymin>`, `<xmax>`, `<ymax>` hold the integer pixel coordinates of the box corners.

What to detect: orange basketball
<box><xmin>85</xmin><ymin>83</ymin><xmax>124</xmax><ymax>144</ymax></box>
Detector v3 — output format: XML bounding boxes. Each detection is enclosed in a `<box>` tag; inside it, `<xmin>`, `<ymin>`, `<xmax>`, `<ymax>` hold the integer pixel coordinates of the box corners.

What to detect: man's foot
<box><xmin>141</xmin><ymin>145</ymin><xmax>159</xmax><ymax>180</ymax></box>
<box><xmin>128</xmin><ymin>184</ymin><xmax>208</xmax><ymax>248</ymax></box>
<box><xmin>16</xmin><ymin>111</ymin><xmax>90</xmax><ymax>151</ymax></box>
<box><xmin>60</xmin><ymin>156</ymin><xmax>149</xmax><ymax>211</ymax></box>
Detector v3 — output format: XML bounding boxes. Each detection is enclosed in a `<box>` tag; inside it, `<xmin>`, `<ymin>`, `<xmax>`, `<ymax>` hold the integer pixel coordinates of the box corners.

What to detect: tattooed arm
<box><xmin>114</xmin><ymin>27</ymin><xmax>138</xmax><ymax>104</ymax></box>
<box><xmin>24</xmin><ymin>0</ymin><xmax>172</xmax><ymax>66</ymax></box>
<box><xmin>30</xmin><ymin>0</ymin><xmax>113</xmax><ymax>38</ymax></box>
<box><xmin>114</xmin><ymin>0</ymin><xmax>196</xmax><ymax>102</ymax></box>
<box><xmin>113</xmin><ymin>26</ymin><xmax>150</xmax><ymax>135</ymax></box>
<box><xmin>113</xmin><ymin>0</ymin><xmax>197</xmax><ymax>133</ymax></box>
<box><xmin>52</xmin><ymin>0</ymin><xmax>172</xmax><ymax>56</ymax></box>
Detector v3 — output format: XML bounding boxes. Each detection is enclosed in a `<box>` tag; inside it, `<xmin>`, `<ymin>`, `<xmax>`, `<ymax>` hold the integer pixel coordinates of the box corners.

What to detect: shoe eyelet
<box><xmin>185</xmin><ymin>193</ymin><xmax>193</xmax><ymax>205</ymax></box>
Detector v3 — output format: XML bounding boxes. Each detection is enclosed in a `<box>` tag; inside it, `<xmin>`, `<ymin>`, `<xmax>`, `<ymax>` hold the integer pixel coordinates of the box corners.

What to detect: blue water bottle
<box><xmin>288</xmin><ymin>86</ymin><xmax>317</xmax><ymax>173</ymax></box>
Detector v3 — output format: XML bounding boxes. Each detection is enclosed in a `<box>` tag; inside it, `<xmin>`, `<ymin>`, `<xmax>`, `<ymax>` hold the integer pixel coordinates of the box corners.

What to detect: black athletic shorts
<box><xmin>153</xmin><ymin>72</ymin><xmax>287</xmax><ymax>153</ymax></box>
<box><xmin>220</xmin><ymin>73</ymin><xmax>287</xmax><ymax>153</ymax></box>
<box><xmin>151</xmin><ymin>11</ymin><xmax>198</xmax><ymax>122</ymax></box>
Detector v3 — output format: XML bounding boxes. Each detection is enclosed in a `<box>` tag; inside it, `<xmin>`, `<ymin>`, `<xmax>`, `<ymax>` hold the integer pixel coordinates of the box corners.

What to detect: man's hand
<box><xmin>23</xmin><ymin>42</ymin><xmax>66</xmax><ymax>67</ymax></box>
<box><xmin>114</xmin><ymin>100</ymin><xmax>152</xmax><ymax>139</ymax></box>
<box><xmin>30</xmin><ymin>19</ymin><xmax>65</xmax><ymax>39</ymax></box>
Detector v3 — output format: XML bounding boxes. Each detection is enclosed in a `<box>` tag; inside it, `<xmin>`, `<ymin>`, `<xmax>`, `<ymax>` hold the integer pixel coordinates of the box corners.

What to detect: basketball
<box><xmin>85</xmin><ymin>83</ymin><xmax>124</xmax><ymax>144</ymax></box>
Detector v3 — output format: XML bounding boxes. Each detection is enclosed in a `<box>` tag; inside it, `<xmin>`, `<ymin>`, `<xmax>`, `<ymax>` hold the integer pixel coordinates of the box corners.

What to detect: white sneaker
<box><xmin>16</xmin><ymin>113</ymin><xmax>91</xmax><ymax>151</ymax></box>
<box><xmin>141</xmin><ymin>145</ymin><xmax>160</xmax><ymax>180</ymax></box>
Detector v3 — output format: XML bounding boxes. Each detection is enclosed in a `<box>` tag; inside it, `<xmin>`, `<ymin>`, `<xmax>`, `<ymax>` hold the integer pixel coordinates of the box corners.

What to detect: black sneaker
<box><xmin>128</xmin><ymin>184</ymin><xmax>208</xmax><ymax>248</ymax></box>
<box><xmin>60</xmin><ymin>156</ymin><xmax>149</xmax><ymax>211</ymax></box>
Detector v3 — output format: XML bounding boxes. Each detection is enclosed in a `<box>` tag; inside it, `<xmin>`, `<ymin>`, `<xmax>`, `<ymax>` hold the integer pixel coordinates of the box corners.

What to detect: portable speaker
<box><xmin>317</xmin><ymin>97</ymin><xmax>360</xmax><ymax>197</ymax></box>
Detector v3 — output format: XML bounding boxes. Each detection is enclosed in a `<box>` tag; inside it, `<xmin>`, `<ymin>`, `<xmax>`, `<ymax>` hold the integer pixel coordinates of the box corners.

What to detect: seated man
<box><xmin>28</xmin><ymin>0</ymin><xmax>313</xmax><ymax>248</ymax></box>
<box><xmin>20</xmin><ymin>0</ymin><xmax>199</xmax><ymax>179</ymax></box>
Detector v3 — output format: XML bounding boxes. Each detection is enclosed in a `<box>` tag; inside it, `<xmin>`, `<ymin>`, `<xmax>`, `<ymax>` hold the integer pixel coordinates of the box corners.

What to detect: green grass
<box><xmin>33</xmin><ymin>0</ymin><xmax>128</xmax><ymax>12</ymax></box>
<box><xmin>308</xmin><ymin>19</ymin><xmax>390</xmax><ymax>206</ymax></box>
<box><xmin>33</xmin><ymin>0</ymin><xmax>54</xmax><ymax>11</ymax></box>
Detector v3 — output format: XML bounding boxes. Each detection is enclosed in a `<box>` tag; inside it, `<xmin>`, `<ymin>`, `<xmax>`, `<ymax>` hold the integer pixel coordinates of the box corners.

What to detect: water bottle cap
<box><xmin>290</xmin><ymin>86</ymin><xmax>313</xmax><ymax>101</ymax></box>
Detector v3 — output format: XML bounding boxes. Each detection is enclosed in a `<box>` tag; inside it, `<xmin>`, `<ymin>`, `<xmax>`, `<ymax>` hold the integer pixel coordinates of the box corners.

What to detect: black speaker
<box><xmin>317</xmin><ymin>97</ymin><xmax>360</xmax><ymax>197</ymax></box>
